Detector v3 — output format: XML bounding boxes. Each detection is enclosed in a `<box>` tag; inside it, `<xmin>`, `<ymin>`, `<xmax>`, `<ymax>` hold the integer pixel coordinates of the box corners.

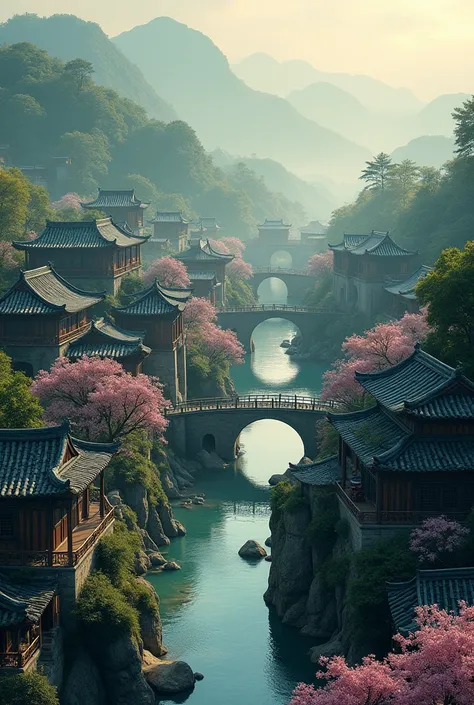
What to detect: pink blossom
<box><xmin>210</xmin><ymin>237</ymin><xmax>246</xmax><ymax>258</ymax></box>
<box><xmin>321</xmin><ymin>358</ymin><xmax>373</xmax><ymax>409</ymax></box>
<box><xmin>307</xmin><ymin>251</ymin><xmax>333</xmax><ymax>277</ymax></box>
<box><xmin>290</xmin><ymin>603</ymin><xmax>474</xmax><ymax>705</ymax></box>
<box><xmin>50</xmin><ymin>192</ymin><xmax>82</xmax><ymax>211</ymax></box>
<box><xmin>0</xmin><ymin>241</ymin><xmax>18</xmax><ymax>269</ymax></box>
<box><xmin>183</xmin><ymin>297</ymin><xmax>217</xmax><ymax>336</ymax></box>
<box><xmin>143</xmin><ymin>256</ymin><xmax>191</xmax><ymax>288</ymax></box>
<box><xmin>410</xmin><ymin>516</ymin><xmax>469</xmax><ymax>564</ymax></box>
<box><xmin>31</xmin><ymin>356</ymin><xmax>168</xmax><ymax>442</ymax></box>
<box><xmin>183</xmin><ymin>297</ymin><xmax>244</xmax><ymax>364</ymax></box>
<box><xmin>227</xmin><ymin>257</ymin><xmax>253</xmax><ymax>281</ymax></box>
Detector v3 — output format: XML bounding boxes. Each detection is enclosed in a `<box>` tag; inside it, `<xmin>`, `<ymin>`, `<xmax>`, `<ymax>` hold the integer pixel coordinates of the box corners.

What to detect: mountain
<box><xmin>233</xmin><ymin>53</ymin><xmax>422</xmax><ymax>114</ymax></box>
<box><xmin>414</xmin><ymin>94</ymin><xmax>469</xmax><ymax>137</ymax></box>
<box><xmin>0</xmin><ymin>14</ymin><xmax>177</xmax><ymax>122</ymax></box>
<box><xmin>113</xmin><ymin>18</ymin><xmax>370</xmax><ymax>180</ymax></box>
<box><xmin>391</xmin><ymin>136</ymin><xmax>455</xmax><ymax>169</ymax></box>
<box><xmin>211</xmin><ymin>150</ymin><xmax>336</xmax><ymax>219</ymax></box>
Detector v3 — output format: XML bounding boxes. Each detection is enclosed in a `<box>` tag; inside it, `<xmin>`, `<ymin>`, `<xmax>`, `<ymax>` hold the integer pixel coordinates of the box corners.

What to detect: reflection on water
<box><xmin>150</xmin><ymin>279</ymin><xmax>327</xmax><ymax>705</ymax></box>
<box><xmin>257</xmin><ymin>277</ymin><xmax>289</xmax><ymax>304</ymax></box>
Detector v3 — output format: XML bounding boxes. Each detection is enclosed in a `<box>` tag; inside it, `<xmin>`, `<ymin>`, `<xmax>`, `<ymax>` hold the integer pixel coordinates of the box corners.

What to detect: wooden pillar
<box><xmin>376</xmin><ymin>473</ymin><xmax>382</xmax><ymax>524</ymax></box>
<box><xmin>66</xmin><ymin>501</ymin><xmax>73</xmax><ymax>566</ymax></box>
<box><xmin>99</xmin><ymin>471</ymin><xmax>105</xmax><ymax>518</ymax></box>
<box><xmin>46</xmin><ymin>502</ymin><xmax>53</xmax><ymax>567</ymax></box>
<box><xmin>341</xmin><ymin>440</ymin><xmax>348</xmax><ymax>488</ymax></box>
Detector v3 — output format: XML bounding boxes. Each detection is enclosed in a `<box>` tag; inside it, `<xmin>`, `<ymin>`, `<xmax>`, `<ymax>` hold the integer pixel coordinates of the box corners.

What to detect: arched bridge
<box><xmin>216</xmin><ymin>305</ymin><xmax>338</xmax><ymax>351</ymax></box>
<box><xmin>165</xmin><ymin>394</ymin><xmax>338</xmax><ymax>461</ymax></box>
<box><xmin>251</xmin><ymin>267</ymin><xmax>316</xmax><ymax>301</ymax></box>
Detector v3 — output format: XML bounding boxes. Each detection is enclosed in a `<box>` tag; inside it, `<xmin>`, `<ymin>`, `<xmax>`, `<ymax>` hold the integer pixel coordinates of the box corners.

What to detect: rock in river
<box><xmin>162</xmin><ymin>561</ymin><xmax>181</xmax><ymax>571</ymax></box>
<box><xmin>238</xmin><ymin>540</ymin><xmax>267</xmax><ymax>559</ymax></box>
<box><xmin>145</xmin><ymin>660</ymin><xmax>195</xmax><ymax>695</ymax></box>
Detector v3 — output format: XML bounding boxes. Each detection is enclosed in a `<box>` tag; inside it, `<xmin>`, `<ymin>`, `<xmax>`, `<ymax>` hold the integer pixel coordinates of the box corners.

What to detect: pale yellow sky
<box><xmin>1</xmin><ymin>0</ymin><xmax>473</xmax><ymax>99</ymax></box>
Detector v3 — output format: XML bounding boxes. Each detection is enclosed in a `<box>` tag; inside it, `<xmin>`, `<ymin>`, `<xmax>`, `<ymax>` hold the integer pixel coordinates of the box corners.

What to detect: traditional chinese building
<box><xmin>384</xmin><ymin>265</ymin><xmax>431</xmax><ymax>317</ymax></box>
<box><xmin>66</xmin><ymin>317</ymin><xmax>151</xmax><ymax>375</ymax></box>
<box><xmin>290</xmin><ymin>346</ymin><xmax>474</xmax><ymax>549</ymax></box>
<box><xmin>198</xmin><ymin>217</ymin><xmax>221</xmax><ymax>238</ymax></box>
<box><xmin>387</xmin><ymin>567</ymin><xmax>474</xmax><ymax>635</ymax></box>
<box><xmin>187</xmin><ymin>271</ymin><xmax>220</xmax><ymax>305</ymax></box>
<box><xmin>13</xmin><ymin>218</ymin><xmax>150</xmax><ymax>295</ymax></box>
<box><xmin>329</xmin><ymin>231</ymin><xmax>418</xmax><ymax>317</ymax></box>
<box><xmin>299</xmin><ymin>220</ymin><xmax>328</xmax><ymax>252</ymax></box>
<box><xmin>257</xmin><ymin>219</ymin><xmax>291</xmax><ymax>245</ymax></box>
<box><xmin>113</xmin><ymin>282</ymin><xmax>192</xmax><ymax>403</ymax></box>
<box><xmin>176</xmin><ymin>239</ymin><xmax>233</xmax><ymax>305</ymax></box>
<box><xmin>0</xmin><ymin>265</ymin><xmax>104</xmax><ymax>376</ymax></box>
<box><xmin>149</xmin><ymin>212</ymin><xmax>189</xmax><ymax>254</ymax></box>
<box><xmin>81</xmin><ymin>189</ymin><xmax>150</xmax><ymax>234</ymax></box>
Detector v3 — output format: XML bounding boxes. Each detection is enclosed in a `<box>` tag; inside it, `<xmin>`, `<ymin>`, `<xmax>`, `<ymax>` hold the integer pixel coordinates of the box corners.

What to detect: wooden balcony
<box><xmin>0</xmin><ymin>502</ymin><xmax>114</xmax><ymax>568</ymax></box>
<box><xmin>0</xmin><ymin>635</ymin><xmax>40</xmax><ymax>669</ymax></box>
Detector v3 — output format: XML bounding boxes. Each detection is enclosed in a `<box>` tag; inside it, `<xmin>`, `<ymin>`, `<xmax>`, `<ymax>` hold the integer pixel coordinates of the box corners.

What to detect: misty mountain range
<box><xmin>0</xmin><ymin>13</ymin><xmax>468</xmax><ymax>213</ymax></box>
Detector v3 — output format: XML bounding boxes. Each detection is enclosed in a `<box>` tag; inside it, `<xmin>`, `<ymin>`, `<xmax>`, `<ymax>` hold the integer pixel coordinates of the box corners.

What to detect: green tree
<box><xmin>60</xmin><ymin>129</ymin><xmax>111</xmax><ymax>194</ymax></box>
<box><xmin>453</xmin><ymin>96</ymin><xmax>474</xmax><ymax>157</ymax></box>
<box><xmin>417</xmin><ymin>241</ymin><xmax>474</xmax><ymax>375</ymax></box>
<box><xmin>25</xmin><ymin>182</ymin><xmax>51</xmax><ymax>234</ymax></box>
<box><xmin>0</xmin><ymin>167</ymin><xmax>30</xmax><ymax>241</ymax></box>
<box><xmin>359</xmin><ymin>152</ymin><xmax>394</xmax><ymax>192</ymax></box>
<box><xmin>64</xmin><ymin>58</ymin><xmax>94</xmax><ymax>90</ymax></box>
<box><xmin>0</xmin><ymin>671</ymin><xmax>59</xmax><ymax>705</ymax></box>
<box><xmin>0</xmin><ymin>352</ymin><xmax>43</xmax><ymax>428</ymax></box>
<box><xmin>123</xmin><ymin>173</ymin><xmax>158</xmax><ymax>206</ymax></box>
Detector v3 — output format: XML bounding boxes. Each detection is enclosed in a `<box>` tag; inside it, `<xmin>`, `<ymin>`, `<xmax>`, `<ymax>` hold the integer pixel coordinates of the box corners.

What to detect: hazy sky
<box><xmin>1</xmin><ymin>0</ymin><xmax>472</xmax><ymax>99</ymax></box>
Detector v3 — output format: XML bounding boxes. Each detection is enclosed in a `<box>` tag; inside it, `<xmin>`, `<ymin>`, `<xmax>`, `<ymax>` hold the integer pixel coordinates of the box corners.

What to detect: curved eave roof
<box><xmin>13</xmin><ymin>218</ymin><xmax>150</xmax><ymax>250</ymax></box>
<box><xmin>373</xmin><ymin>435</ymin><xmax>474</xmax><ymax>472</ymax></box>
<box><xmin>81</xmin><ymin>189</ymin><xmax>149</xmax><ymax>210</ymax></box>
<box><xmin>329</xmin><ymin>231</ymin><xmax>417</xmax><ymax>257</ymax></box>
<box><xmin>289</xmin><ymin>455</ymin><xmax>341</xmax><ymax>485</ymax></box>
<box><xmin>113</xmin><ymin>281</ymin><xmax>192</xmax><ymax>317</ymax></box>
<box><xmin>67</xmin><ymin>318</ymin><xmax>151</xmax><ymax>361</ymax></box>
<box><xmin>0</xmin><ymin>573</ymin><xmax>57</xmax><ymax>627</ymax></box>
<box><xmin>177</xmin><ymin>240</ymin><xmax>234</xmax><ymax>263</ymax></box>
<box><xmin>384</xmin><ymin>265</ymin><xmax>432</xmax><ymax>299</ymax></box>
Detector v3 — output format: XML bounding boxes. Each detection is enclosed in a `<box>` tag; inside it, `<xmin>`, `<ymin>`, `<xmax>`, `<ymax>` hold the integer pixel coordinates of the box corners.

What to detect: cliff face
<box><xmin>264</xmin><ymin>487</ymin><xmax>362</xmax><ymax>664</ymax></box>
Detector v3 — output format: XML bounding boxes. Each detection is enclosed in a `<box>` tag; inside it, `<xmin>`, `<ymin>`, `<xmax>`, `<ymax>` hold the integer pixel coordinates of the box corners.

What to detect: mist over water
<box><xmin>150</xmin><ymin>277</ymin><xmax>326</xmax><ymax>705</ymax></box>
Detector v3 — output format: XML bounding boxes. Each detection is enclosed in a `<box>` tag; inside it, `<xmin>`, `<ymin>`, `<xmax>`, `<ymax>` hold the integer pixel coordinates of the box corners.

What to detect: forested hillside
<box><xmin>0</xmin><ymin>13</ymin><xmax>177</xmax><ymax>122</ymax></box>
<box><xmin>0</xmin><ymin>42</ymin><xmax>306</xmax><ymax>237</ymax></box>
<box><xmin>327</xmin><ymin>99</ymin><xmax>474</xmax><ymax>263</ymax></box>
<box><xmin>114</xmin><ymin>18</ymin><xmax>370</xmax><ymax>180</ymax></box>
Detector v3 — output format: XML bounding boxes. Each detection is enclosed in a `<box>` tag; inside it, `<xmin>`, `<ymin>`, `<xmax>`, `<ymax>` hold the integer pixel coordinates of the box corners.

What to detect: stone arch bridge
<box><xmin>165</xmin><ymin>394</ymin><xmax>338</xmax><ymax>461</ymax></box>
<box><xmin>216</xmin><ymin>305</ymin><xmax>338</xmax><ymax>351</ymax></box>
<box><xmin>251</xmin><ymin>267</ymin><xmax>316</xmax><ymax>301</ymax></box>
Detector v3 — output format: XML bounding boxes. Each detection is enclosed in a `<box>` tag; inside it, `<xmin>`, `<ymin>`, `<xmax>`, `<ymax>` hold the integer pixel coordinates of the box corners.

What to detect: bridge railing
<box><xmin>216</xmin><ymin>304</ymin><xmax>337</xmax><ymax>314</ymax></box>
<box><xmin>164</xmin><ymin>394</ymin><xmax>339</xmax><ymax>415</ymax></box>
<box><xmin>252</xmin><ymin>267</ymin><xmax>312</xmax><ymax>277</ymax></box>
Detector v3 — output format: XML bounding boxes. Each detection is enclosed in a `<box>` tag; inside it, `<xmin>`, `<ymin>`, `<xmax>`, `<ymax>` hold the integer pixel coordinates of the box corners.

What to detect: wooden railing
<box><xmin>216</xmin><ymin>304</ymin><xmax>337</xmax><ymax>314</ymax></box>
<box><xmin>0</xmin><ymin>503</ymin><xmax>114</xmax><ymax>568</ymax></box>
<box><xmin>252</xmin><ymin>267</ymin><xmax>313</xmax><ymax>277</ymax></box>
<box><xmin>165</xmin><ymin>394</ymin><xmax>339</xmax><ymax>416</ymax></box>
<box><xmin>0</xmin><ymin>636</ymin><xmax>40</xmax><ymax>668</ymax></box>
<box><xmin>336</xmin><ymin>483</ymin><xmax>467</xmax><ymax>525</ymax></box>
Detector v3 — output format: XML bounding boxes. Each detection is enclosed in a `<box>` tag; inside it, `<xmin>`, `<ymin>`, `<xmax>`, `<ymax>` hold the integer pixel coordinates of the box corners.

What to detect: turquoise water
<box><xmin>148</xmin><ymin>279</ymin><xmax>326</xmax><ymax>704</ymax></box>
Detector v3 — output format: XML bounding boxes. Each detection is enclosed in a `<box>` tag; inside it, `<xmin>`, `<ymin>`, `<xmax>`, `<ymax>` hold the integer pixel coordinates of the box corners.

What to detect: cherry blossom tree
<box><xmin>183</xmin><ymin>296</ymin><xmax>244</xmax><ymax>364</ymax></box>
<box><xmin>227</xmin><ymin>257</ymin><xmax>253</xmax><ymax>281</ymax></box>
<box><xmin>410</xmin><ymin>516</ymin><xmax>469</xmax><ymax>564</ymax></box>
<box><xmin>143</xmin><ymin>256</ymin><xmax>191</xmax><ymax>288</ymax></box>
<box><xmin>307</xmin><ymin>251</ymin><xmax>333</xmax><ymax>277</ymax></box>
<box><xmin>210</xmin><ymin>237</ymin><xmax>253</xmax><ymax>281</ymax></box>
<box><xmin>289</xmin><ymin>602</ymin><xmax>474</xmax><ymax>705</ymax></box>
<box><xmin>50</xmin><ymin>192</ymin><xmax>82</xmax><ymax>212</ymax></box>
<box><xmin>183</xmin><ymin>296</ymin><xmax>218</xmax><ymax>341</ymax></box>
<box><xmin>31</xmin><ymin>356</ymin><xmax>168</xmax><ymax>442</ymax></box>
<box><xmin>321</xmin><ymin>309</ymin><xmax>430</xmax><ymax>409</ymax></box>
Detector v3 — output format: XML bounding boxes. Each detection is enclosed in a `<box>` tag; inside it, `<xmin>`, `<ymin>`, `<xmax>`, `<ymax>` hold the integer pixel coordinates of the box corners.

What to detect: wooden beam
<box><xmin>376</xmin><ymin>473</ymin><xmax>382</xmax><ymax>524</ymax></box>
<box><xmin>46</xmin><ymin>502</ymin><xmax>53</xmax><ymax>567</ymax></box>
<box><xmin>341</xmin><ymin>440</ymin><xmax>348</xmax><ymax>488</ymax></box>
<box><xmin>99</xmin><ymin>471</ymin><xmax>105</xmax><ymax>518</ymax></box>
<box><xmin>66</xmin><ymin>501</ymin><xmax>73</xmax><ymax>566</ymax></box>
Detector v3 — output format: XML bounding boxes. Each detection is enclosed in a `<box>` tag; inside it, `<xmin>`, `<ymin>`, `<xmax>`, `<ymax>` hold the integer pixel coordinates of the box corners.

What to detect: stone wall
<box><xmin>338</xmin><ymin>497</ymin><xmax>416</xmax><ymax>551</ymax></box>
<box><xmin>4</xmin><ymin>343</ymin><xmax>63</xmax><ymax>377</ymax></box>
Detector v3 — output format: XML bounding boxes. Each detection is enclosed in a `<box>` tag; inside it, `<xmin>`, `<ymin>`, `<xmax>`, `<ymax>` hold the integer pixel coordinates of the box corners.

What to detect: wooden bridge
<box><xmin>165</xmin><ymin>394</ymin><xmax>338</xmax><ymax>461</ymax></box>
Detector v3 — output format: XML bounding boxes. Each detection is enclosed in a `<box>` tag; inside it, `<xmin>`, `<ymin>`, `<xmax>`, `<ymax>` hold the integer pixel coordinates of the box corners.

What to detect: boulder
<box><xmin>192</xmin><ymin>496</ymin><xmax>205</xmax><ymax>505</ymax></box>
<box><xmin>162</xmin><ymin>561</ymin><xmax>181</xmax><ymax>571</ymax></box>
<box><xmin>144</xmin><ymin>660</ymin><xmax>195</xmax><ymax>695</ymax></box>
<box><xmin>122</xmin><ymin>483</ymin><xmax>148</xmax><ymax>528</ymax></box>
<box><xmin>147</xmin><ymin>505</ymin><xmax>171</xmax><ymax>547</ymax></box>
<box><xmin>238</xmin><ymin>540</ymin><xmax>267</xmax><ymax>559</ymax></box>
<box><xmin>196</xmin><ymin>449</ymin><xmax>225</xmax><ymax>471</ymax></box>
<box><xmin>100</xmin><ymin>636</ymin><xmax>154</xmax><ymax>705</ymax></box>
<box><xmin>265</xmin><ymin>555</ymin><xmax>272</xmax><ymax>562</ymax></box>
<box><xmin>142</xmin><ymin>650</ymin><xmax>160</xmax><ymax>668</ymax></box>
<box><xmin>269</xmin><ymin>473</ymin><xmax>286</xmax><ymax>486</ymax></box>
<box><xmin>280</xmin><ymin>339</ymin><xmax>291</xmax><ymax>348</ymax></box>
<box><xmin>194</xmin><ymin>672</ymin><xmax>204</xmax><ymax>681</ymax></box>
<box><xmin>175</xmin><ymin>521</ymin><xmax>186</xmax><ymax>536</ymax></box>
<box><xmin>265</xmin><ymin>537</ymin><xmax>272</xmax><ymax>547</ymax></box>
<box><xmin>162</xmin><ymin>472</ymin><xmax>182</xmax><ymax>499</ymax></box>
<box><xmin>134</xmin><ymin>551</ymin><xmax>151</xmax><ymax>576</ymax></box>
<box><xmin>135</xmin><ymin>577</ymin><xmax>164</xmax><ymax>657</ymax></box>
<box><xmin>107</xmin><ymin>490</ymin><xmax>122</xmax><ymax>506</ymax></box>
<box><xmin>62</xmin><ymin>649</ymin><xmax>105</xmax><ymax>705</ymax></box>
<box><xmin>158</xmin><ymin>504</ymin><xmax>179</xmax><ymax>539</ymax></box>
<box><xmin>139</xmin><ymin>529</ymin><xmax>160</xmax><ymax>553</ymax></box>
<box><xmin>148</xmin><ymin>551</ymin><xmax>167</xmax><ymax>567</ymax></box>
<box><xmin>309</xmin><ymin>638</ymin><xmax>343</xmax><ymax>664</ymax></box>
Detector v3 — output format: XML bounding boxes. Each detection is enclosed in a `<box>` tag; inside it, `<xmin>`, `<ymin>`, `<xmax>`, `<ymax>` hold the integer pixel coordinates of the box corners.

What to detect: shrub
<box><xmin>0</xmin><ymin>672</ymin><xmax>59</xmax><ymax>705</ymax></box>
<box><xmin>75</xmin><ymin>572</ymin><xmax>140</xmax><ymax>644</ymax></box>
<box><xmin>305</xmin><ymin>494</ymin><xmax>340</xmax><ymax>556</ymax></box>
<box><xmin>96</xmin><ymin>527</ymin><xmax>141</xmax><ymax>588</ymax></box>
<box><xmin>320</xmin><ymin>555</ymin><xmax>351</xmax><ymax>588</ymax></box>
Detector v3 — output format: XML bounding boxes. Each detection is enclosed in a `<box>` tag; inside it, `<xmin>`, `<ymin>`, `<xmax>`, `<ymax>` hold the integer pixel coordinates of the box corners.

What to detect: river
<box><xmin>147</xmin><ymin>279</ymin><xmax>327</xmax><ymax>704</ymax></box>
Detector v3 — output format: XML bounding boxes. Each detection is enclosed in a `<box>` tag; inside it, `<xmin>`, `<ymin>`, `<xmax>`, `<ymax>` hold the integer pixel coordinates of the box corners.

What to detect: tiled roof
<box><xmin>387</xmin><ymin>567</ymin><xmax>474</xmax><ymax>635</ymax></box>
<box><xmin>0</xmin><ymin>422</ymin><xmax>118</xmax><ymax>498</ymax></box>
<box><xmin>149</xmin><ymin>238</ymin><xmax>170</xmax><ymax>243</ymax></box>
<box><xmin>177</xmin><ymin>239</ymin><xmax>234</xmax><ymax>263</ymax></box>
<box><xmin>81</xmin><ymin>188</ymin><xmax>149</xmax><ymax>209</ymax></box>
<box><xmin>0</xmin><ymin>265</ymin><xmax>103</xmax><ymax>315</ymax></box>
<box><xmin>0</xmin><ymin>573</ymin><xmax>57</xmax><ymax>628</ymax></box>
<box><xmin>13</xmin><ymin>218</ymin><xmax>149</xmax><ymax>250</ymax></box>
<box><xmin>300</xmin><ymin>220</ymin><xmax>327</xmax><ymax>234</ymax></box>
<box><xmin>384</xmin><ymin>265</ymin><xmax>432</xmax><ymax>300</ymax></box>
<box><xmin>373</xmin><ymin>435</ymin><xmax>474</xmax><ymax>472</ymax></box>
<box><xmin>405</xmin><ymin>394</ymin><xmax>474</xmax><ymax>420</ymax></box>
<box><xmin>329</xmin><ymin>231</ymin><xmax>417</xmax><ymax>257</ymax></box>
<box><xmin>355</xmin><ymin>346</ymin><xmax>466</xmax><ymax>412</ymax></box>
<box><xmin>113</xmin><ymin>281</ymin><xmax>192</xmax><ymax>317</ymax></box>
<box><xmin>151</xmin><ymin>211</ymin><xmax>188</xmax><ymax>224</ymax></box>
<box><xmin>328</xmin><ymin>405</ymin><xmax>408</xmax><ymax>465</ymax></box>
<box><xmin>289</xmin><ymin>455</ymin><xmax>341</xmax><ymax>485</ymax></box>
<box><xmin>258</xmin><ymin>218</ymin><xmax>291</xmax><ymax>229</ymax></box>
<box><xmin>188</xmin><ymin>270</ymin><xmax>218</xmax><ymax>281</ymax></box>
<box><xmin>199</xmin><ymin>217</ymin><xmax>220</xmax><ymax>230</ymax></box>
<box><xmin>67</xmin><ymin>318</ymin><xmax>150</xmax><ymax>361</ymax></box>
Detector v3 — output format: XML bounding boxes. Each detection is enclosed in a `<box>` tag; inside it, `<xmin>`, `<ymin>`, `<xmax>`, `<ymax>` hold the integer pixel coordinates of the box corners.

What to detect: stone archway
<box><xmin>250</xmin><ymin>317</ymin><xmax>302</xmax><ymax>355</ymax></box>
<box><xmin>270</xmin><ymin>250</ymin><xmax>293</xmax><ymax>268</ymax></box>
<box><xmin>255</xmin><ymin>276</ymin><xmax>289</xmax><ymax>303</ymax></box>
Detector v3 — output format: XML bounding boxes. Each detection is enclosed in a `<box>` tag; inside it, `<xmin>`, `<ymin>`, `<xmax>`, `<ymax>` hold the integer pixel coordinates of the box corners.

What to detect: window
<box><xmin>418</xmin><ymin>484</ymin><xmax>441</xmax><ymax>511</ymax></box>
<box><xmin>0</xmin><ymin>515</ymin><xmax>14</xmax><ymax>539</ymax></box>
